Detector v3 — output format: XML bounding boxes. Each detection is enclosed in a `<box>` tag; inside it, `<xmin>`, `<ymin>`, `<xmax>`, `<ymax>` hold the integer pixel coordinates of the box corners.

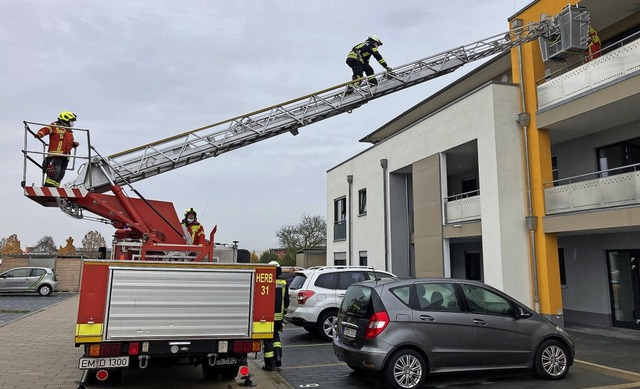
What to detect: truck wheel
<box><xmin>202</xmin><ymin>363</ymin><xmax>221</xmax><ymax>379</ymax></box>
<box><xmin>220</xmin><ymin>366</ymin><xmax>239</xmax><ymax>379</ymax></box>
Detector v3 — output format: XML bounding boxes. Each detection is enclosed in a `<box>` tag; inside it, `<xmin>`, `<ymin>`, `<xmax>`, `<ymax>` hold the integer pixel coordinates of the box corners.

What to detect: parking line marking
<box><xmin>582</xmin><ymin>383</ymin><xmax>640</xmax><ymax>389</ymax></box>
<box><xmin>280</xmin><ymin>362</ymin><xmax>346</xmax><ymax>370</ymax></box>
<box><xmin>576</xmin><ymin>359</ymin><xmax>640</xmax><ymax>384</ymax></box>
<box><xmin>287</xmin><ymin>343</ymin><xmax>333</xmax><ymax>348</ymax></box>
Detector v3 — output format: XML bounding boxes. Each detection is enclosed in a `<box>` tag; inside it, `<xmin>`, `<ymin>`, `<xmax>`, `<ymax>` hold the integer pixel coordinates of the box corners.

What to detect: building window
<box><xmin>334</xmin><ymin>252</ymin><xmax>346</xmax><ymax>266</ymax></box>
<box><xmin>333</xmin><ymin>197</ymin><xmax>347</xmax><ymax>240</ymax></box>
<box><xmin>558</xmin><ymin>247</ymin><xmax>566</xmax><ymax>286</ymax></box>
<box><xmin>359</xmin><ymin>251</ymin><xmax>367</xmax><ymax>266</ymax></box>
<box><xmin>551</xmin><ymin>155</ymin><xmax>558</xmax><ymax>184</ymax></box>
<box><xmin>596</xmin><ymin>137</ymin><xmax>640</xmax><ymax>177</ymax></box>
<box><xmin>358</xmin><ymin>188</ymin><xmax>367</xmax><ymax>215</ymax></box>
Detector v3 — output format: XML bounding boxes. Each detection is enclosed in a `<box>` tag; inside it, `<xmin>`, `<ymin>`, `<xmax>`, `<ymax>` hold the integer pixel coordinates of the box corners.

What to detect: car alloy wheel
<box><xmin>535</xmin><ymin>339</ymin><xmax>569</xmax><ymax>379</ymax></box>
<box><xmin>317</xmin><ymin>311</ymin><xmax>338</xmax><ymax>341</ymax></box>
<box><xmin>385</xmin><ymin>349</ymin><xmax>426</xmax><ymax>389</ymax></box>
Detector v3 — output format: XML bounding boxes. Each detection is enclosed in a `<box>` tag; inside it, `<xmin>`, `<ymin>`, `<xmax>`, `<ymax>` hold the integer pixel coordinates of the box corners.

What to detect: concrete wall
<box><xmin>327</xmin><ymin>83</ymin><xmax>533</xmax><ymax>302</ymax></box>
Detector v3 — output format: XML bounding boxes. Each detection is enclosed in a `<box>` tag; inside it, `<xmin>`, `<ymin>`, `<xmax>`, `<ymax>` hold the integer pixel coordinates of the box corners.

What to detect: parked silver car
<box><xmin>0</xmin><ymin>267</ymin><xmax>58</xmax><ymax>296</ymax></box>
<box><xmin>286</xmin><ymin>266</ymin><xmax>396</xmax><ymax>341</ymax></box>
<box><xmin>333</xmin><ymin>278</ymin><xmax>575</xmax><ymax>389</ymax></box>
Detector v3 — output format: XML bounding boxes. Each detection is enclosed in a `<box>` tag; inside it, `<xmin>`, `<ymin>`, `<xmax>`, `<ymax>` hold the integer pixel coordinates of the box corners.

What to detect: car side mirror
<box><xmin>512</xmin><ymin>306</ymin><xmax>533</xmax><ymax>319</ymax></box>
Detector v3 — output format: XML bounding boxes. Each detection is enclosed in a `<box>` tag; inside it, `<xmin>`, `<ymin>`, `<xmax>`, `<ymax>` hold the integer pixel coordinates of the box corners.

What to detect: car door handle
<box><xmin>419</xmin><ymin>315</ymin><xmax>436</xmax><ymax>321</ymax></box>
<box><xmin>338</xmin><ymin>293</ymin><xmax>345</xmax><ymax>297</ymax></box>
<box><xmin>473</xmin><ymin>319</ymin><xmax>487</xmax><ymax>326</ymax></box>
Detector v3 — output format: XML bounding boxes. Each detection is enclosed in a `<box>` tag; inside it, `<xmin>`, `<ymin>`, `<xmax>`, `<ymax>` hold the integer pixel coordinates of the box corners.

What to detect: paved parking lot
<box><xmin>278</xmin><ymin>325</ymin><xmax>640</xmax><ymax>388</ymax></box>
<box><xmin>3</xmin><ymin>294</ymin><xmax>640</xmax><ymax>388</ymax></box>
<box><xmin>0</xmin><ymin>291</ymin><xmax>77</xmax><ymax>326</ymax></box>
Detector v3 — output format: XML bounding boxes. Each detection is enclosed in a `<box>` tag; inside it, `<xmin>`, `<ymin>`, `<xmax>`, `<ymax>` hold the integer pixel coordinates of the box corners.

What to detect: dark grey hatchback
<box><xmin>333</xmin><ymin>278</ymin><xmax>575</xmax><ymax>389</ymax></box>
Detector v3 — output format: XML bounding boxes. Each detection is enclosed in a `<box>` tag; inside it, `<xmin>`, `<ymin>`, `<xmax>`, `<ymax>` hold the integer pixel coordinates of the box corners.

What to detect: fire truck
<box><xmin>20</xmin><ymin>5</ymin><xmax>589</xmax><ymax>387</ymax></box>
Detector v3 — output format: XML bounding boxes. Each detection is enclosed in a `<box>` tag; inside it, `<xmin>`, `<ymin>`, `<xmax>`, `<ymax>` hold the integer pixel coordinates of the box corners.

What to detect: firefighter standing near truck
<box><xmin>181</xmin><ymin>208</ymin><xmax>206</xmax><ymax>245</ymax></box>
<box><xmin>35</xmin><ymin>111</ymin><xmax>79</xmax><ymax>187</ymax></box>
<box><xmin>262</xmin><ymin>260</ymin><xmax>289</xmax><ymax>371</ymax></box>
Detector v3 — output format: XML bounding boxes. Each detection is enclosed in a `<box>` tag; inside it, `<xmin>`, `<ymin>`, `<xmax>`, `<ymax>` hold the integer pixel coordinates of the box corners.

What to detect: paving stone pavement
<box><xmin>0</xmin><ymin>294</ymin><xmax>293</xmax><ymax>389</ymax></box>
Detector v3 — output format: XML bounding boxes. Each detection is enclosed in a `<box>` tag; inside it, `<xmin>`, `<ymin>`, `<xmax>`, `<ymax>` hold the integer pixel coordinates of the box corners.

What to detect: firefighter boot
<box><xmin>262</xmin><ymin>340</ymin><xmax>276</xmax><ymax>371</ymax></box>
<box><xmin>274</xmin><ymin>342</ymin><xmax>282</xmax><ymax>371</ymax></box>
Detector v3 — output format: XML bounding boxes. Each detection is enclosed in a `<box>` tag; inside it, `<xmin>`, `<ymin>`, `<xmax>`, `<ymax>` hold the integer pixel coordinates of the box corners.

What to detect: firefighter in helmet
<box><xmin>346</xmin><ymin>35</ymin><xmax>393</xmax><ymax>90</ymax></box>
<box><xmin>35</xmin><ymin>111</ymin><xmax>79</xmax><ymax>187</ymax></box>
<box><xmin>262</xmin><ymin>260</ymin><xmax>289</xmax><ymax>371</ymax></box>
<box><xmin>181</xmin><ymin>208</ymin><xmax>205</xmax><ymax>245</ymax></box>
<box><xmin>585</xmin><ymin>26</ymin><xmax>601</xmax><ymax>62</ymax></box>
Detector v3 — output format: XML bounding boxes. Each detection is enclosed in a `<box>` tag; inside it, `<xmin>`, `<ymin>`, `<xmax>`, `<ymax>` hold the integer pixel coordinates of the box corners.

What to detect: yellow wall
<box><xmin>509</xmin><ymin>0</ymin><xmax>576</xmax><ymax>317</ymax></box>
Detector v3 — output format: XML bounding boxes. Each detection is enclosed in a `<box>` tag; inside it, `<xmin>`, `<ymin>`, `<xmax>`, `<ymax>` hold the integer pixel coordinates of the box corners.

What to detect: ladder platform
<box><xmin>23</xmin><ymin>186</ymin><xmax>89</xmax><ymax>207</ymax></box>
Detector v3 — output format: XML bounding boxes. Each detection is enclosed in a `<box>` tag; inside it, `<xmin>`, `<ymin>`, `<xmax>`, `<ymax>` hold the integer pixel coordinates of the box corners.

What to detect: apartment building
<box><xmin>327</xmin><ymin>0</ymin><xmax>640</xmax><ymax>330</ymax></box>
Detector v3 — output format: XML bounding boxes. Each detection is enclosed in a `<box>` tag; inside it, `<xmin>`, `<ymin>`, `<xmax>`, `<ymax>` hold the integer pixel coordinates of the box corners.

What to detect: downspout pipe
<box><xmin>381</xmin><ymin>159</ymin><xmax>389</xmax><ymax>272</ymax></box>
<box><xmin>514</xmin><ymin>18</ymin><xmax>540</xmax><ymax>312</ymax></box>
<box><xmin>347</xmin><ymin>175</ymin><xmax>353</xmax><ymax>266</ymax></box>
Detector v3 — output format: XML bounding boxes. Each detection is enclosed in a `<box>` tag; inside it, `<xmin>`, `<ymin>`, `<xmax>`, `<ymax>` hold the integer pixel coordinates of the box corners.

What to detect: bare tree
<box><xmin>34</xmin><ymin>236</ymin><xmax>57</xmax><ymax>254</ymax></box>
<box><xmin>82</xmin><ymin>230</ymin><xmax>107</xmax><ymax>251</ymax></box>
<box><xmin>276</xmin><ymin>214</ymin><xmax>326</xmax><ymax>265</ymax></box>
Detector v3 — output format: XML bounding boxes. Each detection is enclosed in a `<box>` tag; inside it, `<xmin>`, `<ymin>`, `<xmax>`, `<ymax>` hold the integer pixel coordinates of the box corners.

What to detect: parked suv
<box><xmin>0</xmin><ymin>267</ymin><xmax>58</xmax><ymax>296</ymax></box>
<box><xmin>285</xmin><ymin>266</ymin><xmax>395</xmax><ymax>341</ymax></box>
<box><xmin>333</xmin><ymin>278</ymin><xmax>575</xmax><ymax>389</ymax></box>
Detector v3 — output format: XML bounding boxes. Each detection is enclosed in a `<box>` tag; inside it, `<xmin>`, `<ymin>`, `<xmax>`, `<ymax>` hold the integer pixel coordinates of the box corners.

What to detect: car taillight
<box><xmin>297</xmin><ymin>290</ymin><xmax>315</xmax><ymax>304</ymax></box>
<box><xmin>365</xmin><ymin>311</ymin><xmax>389</xmax><ymax>339</ymax></box>
<box><xmin>88</xmin><ymin>343</ymin><xmax>123</xmax><ymax>357</ymax></box>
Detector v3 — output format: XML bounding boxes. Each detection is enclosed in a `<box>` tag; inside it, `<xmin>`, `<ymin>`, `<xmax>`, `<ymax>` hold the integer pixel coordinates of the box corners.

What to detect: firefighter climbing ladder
<box><xmin>60</xmin><ymin>16</ymin><xmax>567</xmax><ymax>193</ymax></box>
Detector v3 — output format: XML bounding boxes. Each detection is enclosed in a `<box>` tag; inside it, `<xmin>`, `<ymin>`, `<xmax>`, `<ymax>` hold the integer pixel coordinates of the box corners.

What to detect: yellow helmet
<box><xmin>58</xmin><ymin>111</ymin><xmax>77</xmax><ymax>122</ymax></box>
<box><xmin>184</xmin><ymin>208</ymin><xmax>197</xmax><ymax>218</ymax></box>
<box><xmin>368</xmin><ymin>35</ymin><xmax>383</xmax><ymax>45</ymax></box>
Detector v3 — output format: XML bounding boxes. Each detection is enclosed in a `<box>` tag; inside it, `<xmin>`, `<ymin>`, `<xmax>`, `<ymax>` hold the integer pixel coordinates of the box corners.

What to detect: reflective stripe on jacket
<box><xmin>37</xmin><ymin>122</ymin><xmax>76</xmax><ymax>156</ymax></box>
<box><xmin>182</xmin><ymin>221</ymin><xmax>205</xmax><ymax>245</ymax></box>
<box><xmin>347</xmin><ymin>42</ymin><xmax>388</xmax><ymax>68</ymax></box>
<box><xmin>274</xmin><ymin>279</ymin><xmax>288</xmax><ymax>321</ymax></box>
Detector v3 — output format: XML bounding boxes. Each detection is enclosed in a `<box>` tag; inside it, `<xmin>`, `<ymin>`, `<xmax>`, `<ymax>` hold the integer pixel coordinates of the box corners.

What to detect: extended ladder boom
<box><xmin>70</xmin><ymin>16</ymin><xmax>567</xmax><ymax>192</ymax></box>
<box><xmin>22</xmin><ymin>5</ymin><xmax>580</xmax><ymax>194</ymax></box>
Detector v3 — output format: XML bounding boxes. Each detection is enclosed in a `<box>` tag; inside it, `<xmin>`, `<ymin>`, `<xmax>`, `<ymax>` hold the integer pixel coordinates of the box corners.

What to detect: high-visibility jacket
<box><xmin>37</xmin><ymin>122</ymin><xmax>77</xmax><ymax>156</ymax></box>
<box><xmin>182</xmin><ymin>221</ymin><xmax>205</xmax><ymax>245</ymax></box>
<box><xmin>274</xmin><ymin>279</ymin><xmax>289</xmax><ymax>322</ymax></box>
<box><xmin>347</xmin><ymin>42</ymin><xmax>389</xmax><ymax>69</ymax></box>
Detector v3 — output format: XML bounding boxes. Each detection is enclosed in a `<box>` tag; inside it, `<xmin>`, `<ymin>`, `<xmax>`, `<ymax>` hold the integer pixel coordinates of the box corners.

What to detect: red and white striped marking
<box><xmin>24</xmin><ymin>186</ymin><xmax>88</xmax><ymax>198</ymax></box>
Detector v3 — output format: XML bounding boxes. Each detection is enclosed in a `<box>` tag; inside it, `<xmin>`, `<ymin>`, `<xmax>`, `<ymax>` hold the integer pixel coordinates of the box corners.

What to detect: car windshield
<box><xmin>340</xmin><ymin>285</ymin><xmax>373</xmax><ymax>317</ymax></box>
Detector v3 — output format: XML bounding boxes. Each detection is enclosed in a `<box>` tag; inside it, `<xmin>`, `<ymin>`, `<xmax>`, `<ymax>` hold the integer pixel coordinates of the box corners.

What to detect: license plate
<box><xmin>343</xmin><ymin>327</ymin><xmax>357</xmax><ymax>338</ymax></box>
<box><xmin>78</xmin><ymin>356</ymin><xmax>129</xmax><ymax>369</ymax></box>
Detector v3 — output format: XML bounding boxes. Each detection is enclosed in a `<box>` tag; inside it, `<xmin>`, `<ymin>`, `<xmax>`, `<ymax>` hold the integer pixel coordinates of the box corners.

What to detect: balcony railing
<box><xmin>544</xmin><ymin>164</ymin><xmax>640</xmax><ymax>214</ymax></box>
<box><xmin>444</xmin><ymin>190</ymin><xmax>481</xmax><ymax>224</ymax></box>
<box><xmin>537</xmin><ymin>33</ymin><xmax>640</xmax><ymax>110</ymax></box>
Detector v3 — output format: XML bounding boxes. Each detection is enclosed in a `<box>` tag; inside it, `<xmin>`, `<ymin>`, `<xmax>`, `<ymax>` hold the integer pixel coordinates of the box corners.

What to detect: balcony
<box><xmin>544</xmin><ymin>165</ymin><xmax>640</xmax><ymax>215</ymax></box>
<box><xmin>444</xmin><ymin>190</ymin><xmax>481</xmax><ymax>224</ymax></box>
<box><xmin>537</xmin><ymin>35</ymin><xmax>640</xmax><ymax>111</ymax></box>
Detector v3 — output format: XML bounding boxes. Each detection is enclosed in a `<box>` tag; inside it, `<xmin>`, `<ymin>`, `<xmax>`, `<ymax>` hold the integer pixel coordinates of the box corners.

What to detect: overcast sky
<box><xmin>1</xmin><ymin>0</ymin><xmax>531</xmax><ymax>253</ymax></box>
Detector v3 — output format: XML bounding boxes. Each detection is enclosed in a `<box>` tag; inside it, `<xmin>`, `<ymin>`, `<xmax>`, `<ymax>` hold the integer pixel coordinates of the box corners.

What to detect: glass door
<box><xmin>607</xmin><ymin>250</ymin><xmax>640</xmax><ymax>329</ymax></box>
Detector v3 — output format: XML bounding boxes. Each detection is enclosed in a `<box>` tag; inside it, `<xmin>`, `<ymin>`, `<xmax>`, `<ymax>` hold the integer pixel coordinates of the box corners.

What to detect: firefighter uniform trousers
<box><xmin>263</xmin><ymin>278</ymin><xmax>287</xmax><ymax>370</ymax></box>
<box><xmin>263</xmin><ymin>321</ymin><xmax>283</xmax><ymax>370</ymax></box>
